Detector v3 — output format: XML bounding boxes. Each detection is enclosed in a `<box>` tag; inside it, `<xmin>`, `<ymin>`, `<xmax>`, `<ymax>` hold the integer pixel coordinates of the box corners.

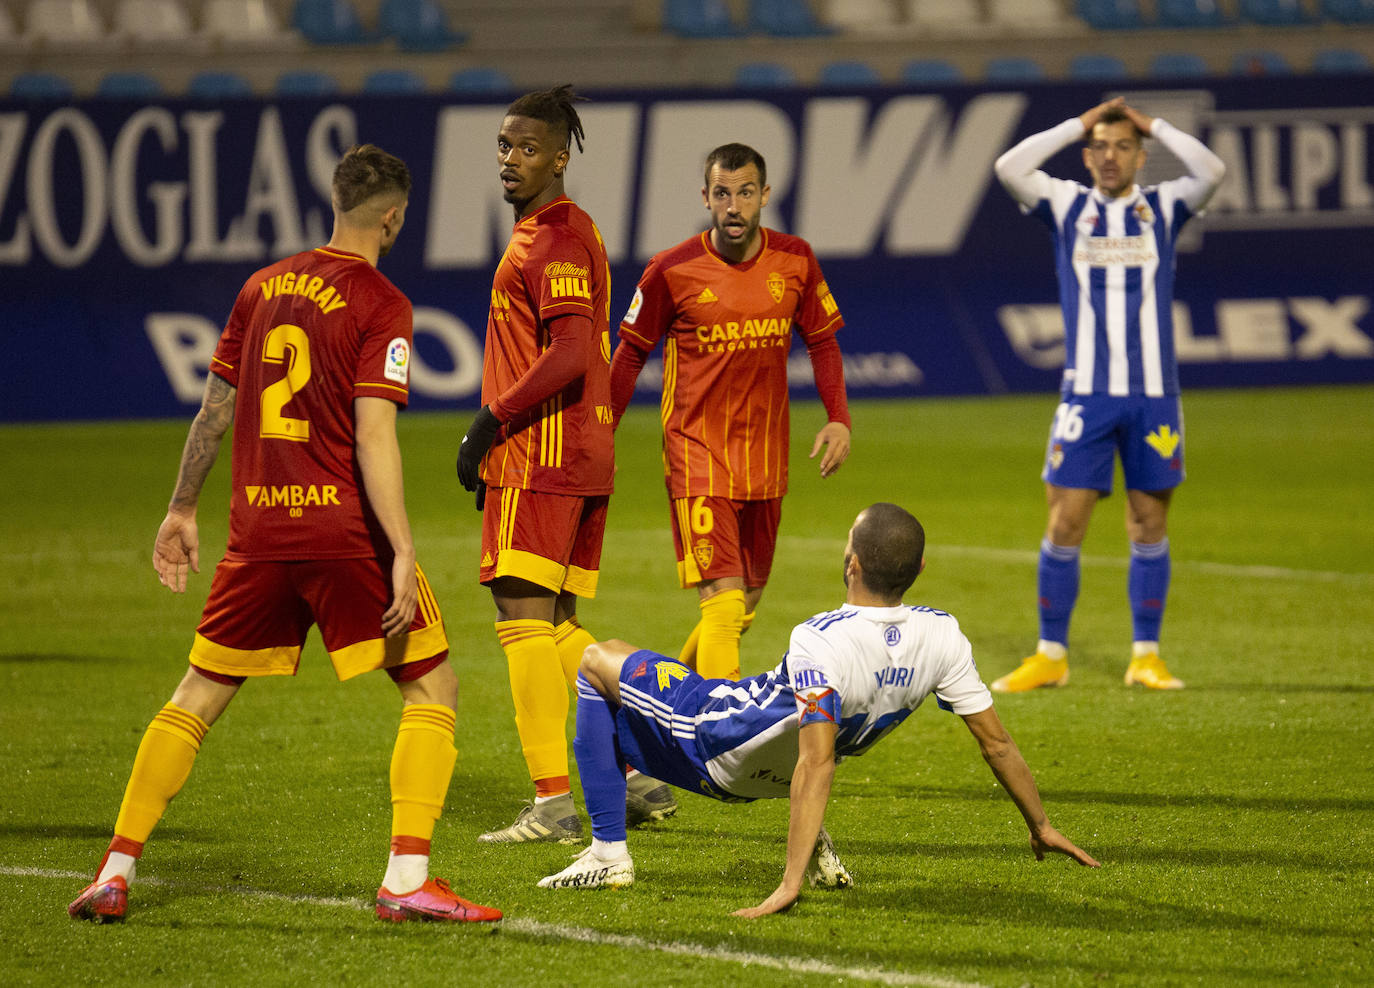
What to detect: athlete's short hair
<box><xmin>332</xmin><ymin>144</ymin><xmax>411</xmax><ymax>213</ymax></box>
<box><xmin>851</xmin><ymin>503</ymin><xmax>925</xmax><ymax>598</ymax></box>
<box><xmin>704</xmin><ymin>143</ymin><xmax>767</xmax><ymax>188</ymax></box>
<box><xmin>1087</xmin><ymin>107</ymin><xmax>1145</xmax><ymax>145</ymax></box>
<box><xmin>506</xmin><ymin>84</ymin><xmax>588</xmax><ymax>154</ymax></box>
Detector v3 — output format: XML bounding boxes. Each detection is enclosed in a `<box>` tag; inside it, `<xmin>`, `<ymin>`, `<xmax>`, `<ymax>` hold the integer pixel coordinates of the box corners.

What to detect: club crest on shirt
<box><xmin>385</xmin><ymin>338</ymin><xmax>409</xmax><ymax>385</ymax></box>
<box><xmin>692</xmin><ymin>537</ymin><xmax>714</xmax><ymax>571</ymax></box>
<box><xmin>1134</xmin><ymin>200</ymin><xmax>1155</xmax><ymax>225</ymax></box>
<box><xmin>1048</xmin><ymin>443</ymin><xmax>1065</xmax><ymax>470</ymax></box>
<box><xmin>766</xmin><ymin>272</ymin><xmax>785</xmax><ymax>304</ymax></box>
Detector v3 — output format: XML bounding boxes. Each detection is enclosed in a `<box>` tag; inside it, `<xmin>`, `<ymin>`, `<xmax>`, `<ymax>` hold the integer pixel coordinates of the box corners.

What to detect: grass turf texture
<box><xmin>1</xmin><ymin>385</ymin><xmax>1370</xmax><ymax>987</ymax></box>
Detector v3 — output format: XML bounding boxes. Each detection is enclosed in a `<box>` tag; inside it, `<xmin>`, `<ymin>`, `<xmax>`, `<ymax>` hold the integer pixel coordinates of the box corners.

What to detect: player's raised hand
<box><xmin>810</xmin><ymin>422</ymin><xmax>850</xmax><ymax>478</ymax></box>
<box><xmin>732</xmin><ymin>883</ymin><xmax>799</xmax><ymax>919</ymax></box>
<box><xmin>1078</xmin><ymin>97</ymin><xmax>1125</xmax><ymax>135</ymax></box>
<box><xmin>153</xmin><ymin>509</ymin><xmax>199</xmax><ymax>593</ymax></box>
<box><xmin>1030</xmin><ymin>824</ymin><xmax>1101</xmax><ymax>868</ymax></box>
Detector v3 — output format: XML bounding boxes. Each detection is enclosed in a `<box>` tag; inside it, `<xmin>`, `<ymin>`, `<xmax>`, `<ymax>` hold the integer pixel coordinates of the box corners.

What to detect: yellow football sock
<box><xmin>696</xmin><ymin>589</ymin><xmax>746</xmax><ymax>680</ymax></box>
<box><xmin>389</xmin><ymin>703</ymin><xmax>457</xmax><ymax>843</ymax></box>
<box><xmin>496</xmin><ymin>618</ymin><xmax>569</xmax><ymax>785</ymax></box>
<box><xmin>553</xmin><ymin>616</ymin><xmax>596</xmax><ymax>688</ymax></box>
<box><xmin>112</xmin><ymin>703</ymin><xmax>209</xmax><ymax>844</ymax></box>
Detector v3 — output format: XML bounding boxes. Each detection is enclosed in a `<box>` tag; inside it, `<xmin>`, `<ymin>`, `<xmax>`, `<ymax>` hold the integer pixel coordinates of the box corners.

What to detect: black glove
<box><xmin>457</xmin><ymin>405</ymin><xmax>501</xmax><ymax>492</ymax></box>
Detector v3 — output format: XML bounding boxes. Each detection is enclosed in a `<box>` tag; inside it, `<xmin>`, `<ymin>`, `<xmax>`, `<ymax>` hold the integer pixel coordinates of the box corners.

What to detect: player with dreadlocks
<box><xmin>457</xmin><ymin>86</ymin><xmax>678</xmax><ymax>843</ymax></box>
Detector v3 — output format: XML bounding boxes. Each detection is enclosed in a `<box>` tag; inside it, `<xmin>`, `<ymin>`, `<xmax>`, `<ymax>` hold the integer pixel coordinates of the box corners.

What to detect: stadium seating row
<box><xmin>0</xmin><ymin>0</ymin><xmax>465</xmax><ymax>49</ymax></box>
<box><xmin>9</xmin><ymin>43</ymin><xmax>1368</xmax><ymax>100</ymax></box>
<box><xmin>742</xmin><ymin>47</ymin><xmax>1372</xmax><ymax>87</ymax></box>
<box><xmin>664</xmin><ymin>0</ymin><xmax>1374</xmax><ymax>36</ymax></box>
<box><xmin>8</xmin><ymin>66</ymin><xmax>514</xmax><ymax>99</ymax></box>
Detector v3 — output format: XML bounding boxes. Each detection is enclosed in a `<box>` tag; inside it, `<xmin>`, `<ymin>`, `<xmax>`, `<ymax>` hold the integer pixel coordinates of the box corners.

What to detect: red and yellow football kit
<box><xmin>196</xmin><ymin>246</ymin><xmax>446</xmax><ymax>680</ymax></box>
<box><xmin>479</xmin><ymin>196</ymin><xmax>614</xmax><ymax>594</ymax></box>
<box><xmin>612</xmin><ymin>228</ymin><xmax>848</xmax><ymax>502</ymax></box>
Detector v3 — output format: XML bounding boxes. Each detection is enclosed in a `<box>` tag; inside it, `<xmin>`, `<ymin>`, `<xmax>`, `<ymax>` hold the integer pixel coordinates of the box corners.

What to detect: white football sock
<box><xmin>591</xmin><ymin>838</ymin><xmax>628</xmax><ymax>860</ymax></box>
<box><xmin>97</xmin><ymin>851</ymin><xmax>137</xmax><ymax>884</ymax></box>
<box><xmin>382</xmin><ymin>853</ymin><xmax>428</xmax><ymax>895</ymax></box>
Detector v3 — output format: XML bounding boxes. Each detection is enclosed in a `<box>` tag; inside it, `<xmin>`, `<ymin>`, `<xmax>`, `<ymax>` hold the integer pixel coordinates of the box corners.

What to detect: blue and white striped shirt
<box><xmin>996</xmin><ymin>117</ymin><xmax>1226</xmax><ymax>397</ymax></box>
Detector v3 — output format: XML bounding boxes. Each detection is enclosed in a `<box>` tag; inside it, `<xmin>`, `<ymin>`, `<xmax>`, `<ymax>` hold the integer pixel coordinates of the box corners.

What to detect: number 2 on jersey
<box><xmin>260</xmin><ymin>323</ymin><xmax>312</xmax><ymax>442</ymax></box>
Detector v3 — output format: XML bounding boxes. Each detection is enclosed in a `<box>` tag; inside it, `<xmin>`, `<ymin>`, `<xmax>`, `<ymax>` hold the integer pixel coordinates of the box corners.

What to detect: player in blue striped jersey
<box><xmin>537</xmin><ymin>503</ymin><xmax>1099</xmax><ymax>913</ymax></box>
<box><xmin>991</xmin><ymin>98</ymin><xmax>1225</xmax><ymax>694</ymax></box>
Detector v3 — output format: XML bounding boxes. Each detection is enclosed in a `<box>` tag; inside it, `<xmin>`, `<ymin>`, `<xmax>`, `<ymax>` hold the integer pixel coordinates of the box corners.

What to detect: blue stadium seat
<box><xmin>96</xmin><ymin>71</ymin><xmax>163</xmax><ymax>99</ymax></box>
<box><xmin>817</xmin><ymin>60</ymin><xmax>882</xmax><ymax>87</ymax></box>
<box><xmin>291</xmin><ymin>0</ymin><xmax>370</xmax><ymax>43</ymax></box>
<box><xmin>984</xmin><ymin>56</ymin><xmax>1047</xmax><ymax>82</ymax></box>
<box><xmin>1156</xmin><ymin>0</ymin><xmax>1227</xmax><ymax>26</ymax></box>
<box><xmin>362</xmin><ymin>68</ymin><xmax>427</xmax><ymax>94</ymax></box>
<box><xmin>1076</xmin><ymin>0</ymin><xmax>1144</xmax><ymax>29</ymax></box>
<box><xmin>9</xmin><ymin>72</ymin><xmax>74</xmax><ymax>100</ymax></box>
<box><xmin>1148</xmin><ymin>51</ymin><xmax>1210</xmax><ymax>77</ymax></box>
<box><xmin>276</xmin><ymin>70</ymin><xmax>341</xmax><ymax>95</ymax></box>
<box><xmin>1069</xmin><ymin>53</ymin><xmax>1129</xmax><ymax>79</ymax></box>
<box><xmin>449</xmin><ymin>67</ymin><xmax>514</xmax><ymax>94</ymax></box>
<box><xmin>747</xmin><ymin>0</ymin><xmax>834</xmax><ymax>36</ymax></box>
<box><xmin>378</xmin><ymin>0</ymin><xmax>464</xmax><ymax>51</ymax></box>
<box><xmin>734</xmin><ymin>61</ymin><xmax>798</xmax><ymax>88</ymax></box>
<box><xmin>1322</xmin><ymin>0</ymin><xmax>1374</xmax><ymax>23</ymax></box>
<box><xmin>1311</xmin><ymin>48</ymin><xmax>1372</xmax><ymax>73</ymax></box>
<box><xmin>1231</xmin><ymin>49</ymin><xmax>1292</xmax><ymax>75</ymax></box>
<box><xmin>663</xmin><ymin>0</ymin><xmax>742</xmax><ymax>36</ymax></box>
<box><xmin>1237</xmin><ymin>0</ymin><xmax>1309</xmax><ymax>23</ymax></box>
<box><xmin>187</xmin><ymin>71</ymin><xmax>253</xmax><ymax>98</ymax></box>
<box><xmin>901</xmin><ymin>59</ymin><xmax>964</xmax><ymax>85</ymax></box>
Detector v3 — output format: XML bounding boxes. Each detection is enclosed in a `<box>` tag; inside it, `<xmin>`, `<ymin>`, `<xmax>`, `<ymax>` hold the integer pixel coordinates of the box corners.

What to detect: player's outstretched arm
<box><xmin>356</xmin><ymin>396</ymin><xmax>418</xmax><ymax>637</ymax></box>
<box><xmin>734</xmin><ymin>720</ymin><xmax>837</xmax><ymax>918</ymax></box>
<box><xmin>154</xmin><ymin>373</ymin><xmax>235</xmax><ymax>592</ymax></box>
<box><xmin>961</xmin><ymin>706</ymin><xmax>1101</xmax><ymax>868</ymax></box>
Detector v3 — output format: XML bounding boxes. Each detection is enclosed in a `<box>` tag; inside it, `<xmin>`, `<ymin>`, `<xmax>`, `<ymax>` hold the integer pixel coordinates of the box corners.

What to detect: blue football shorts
<box><xmin>1041</xmin><ymin>393</ymin><xmax>1185</xmax><ymax>493</ymax></box>
<box><xmin>612</xmin><ymin>650</ymin><xmax>746</xmax><ymax>803</ymax></box>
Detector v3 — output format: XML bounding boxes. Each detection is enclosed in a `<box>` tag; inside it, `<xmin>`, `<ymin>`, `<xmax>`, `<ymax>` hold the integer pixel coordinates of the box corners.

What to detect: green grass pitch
<box><xmin>1</xmin><ymin>385</ymin><xmax>1370</xmax><ymax>986</ymax></box>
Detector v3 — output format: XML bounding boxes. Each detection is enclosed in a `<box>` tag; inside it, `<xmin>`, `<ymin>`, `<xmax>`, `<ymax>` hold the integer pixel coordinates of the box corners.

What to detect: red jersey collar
<box><xmin>701</xmin><ymin>227</ymin><xmax>769</xmax><ymax>271</ymax></box>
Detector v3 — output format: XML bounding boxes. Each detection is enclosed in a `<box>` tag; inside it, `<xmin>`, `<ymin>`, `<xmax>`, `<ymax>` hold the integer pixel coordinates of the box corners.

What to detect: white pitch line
<box><xmin>10</xmin><ymin>533</ymin><xmax>1361</xmax><ymax>587</ymax></box>
<box><xmin>11</xmin><ymin>866</ymin><xmax>988</xmax><ymax>988</ymax></box>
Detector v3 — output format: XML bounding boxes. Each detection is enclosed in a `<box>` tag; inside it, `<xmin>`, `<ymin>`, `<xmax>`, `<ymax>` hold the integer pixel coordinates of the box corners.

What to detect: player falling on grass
<box><xmin>68</xmin><ymin>144</ymin><xmax>500</xmax><ymax>925</ymax></box>
<box><xmin>991</xmin><ymin>98</ymin><xmax>1225</xmax><ymax>694</ymax></box>
<box><xmin>455</xmin><ymin>85</ymin><xmax>677</xmax><ymax>844</ymax></box>
<box><xmin>610</xmin><ymin>142</ymin><xmax>851</xmax><ymax>685</ymax></box>
<box><xmin>537</xmin><ymin>503</ymin><xmax>1099</xmax><ymax>913</ymax></box>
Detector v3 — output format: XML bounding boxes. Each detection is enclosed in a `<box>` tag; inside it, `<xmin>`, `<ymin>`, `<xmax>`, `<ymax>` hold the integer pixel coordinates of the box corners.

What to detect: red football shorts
<box><xmin>480</xmin><ymin>487</ymin><xmax>608</xmax><ymax>598</ymax></box>
<box><xmin>190</xmin><ymin>557</ymin><xmax>448</xmax><ymax>681</ymax></box>
<box><xmin>670</xmin><ymin>495</ymin><xmax>781</xmax><ymax>589</ymax></box>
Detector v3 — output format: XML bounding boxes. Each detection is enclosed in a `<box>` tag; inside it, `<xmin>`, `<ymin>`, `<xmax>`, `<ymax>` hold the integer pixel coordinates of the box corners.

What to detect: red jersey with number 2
<box><xmin>210</xmin><ymin>246</ymin><xmax>413</xmax><ymax>561</ymax></box>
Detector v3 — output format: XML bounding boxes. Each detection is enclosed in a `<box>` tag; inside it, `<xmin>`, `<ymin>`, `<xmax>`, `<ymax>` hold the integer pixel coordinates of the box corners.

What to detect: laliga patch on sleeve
<box><xmin>622</xmin><ymin>288</ymin><xmax>643</xmax><ymax>325</ymax></box>
<box><xmin>385</xmin><ymin>338</ymin><xmax>410</xmax><ymax>385</ymax></box>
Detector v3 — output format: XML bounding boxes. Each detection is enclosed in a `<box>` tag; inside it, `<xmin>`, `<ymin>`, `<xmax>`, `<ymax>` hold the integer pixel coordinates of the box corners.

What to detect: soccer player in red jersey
<box><xmin>68</xmin><ymin>145</ymin><xmax>499</xmax><ymax>925</ymax></box>
<box><xmin>457</xmin><ymin>86</ymin><xmax>677</xmax><ymax>842</ymax></box>
<box><xmin>609</xmin><ymin>142</ymin><xmax>852</xmax><ymax>682</ymax></box>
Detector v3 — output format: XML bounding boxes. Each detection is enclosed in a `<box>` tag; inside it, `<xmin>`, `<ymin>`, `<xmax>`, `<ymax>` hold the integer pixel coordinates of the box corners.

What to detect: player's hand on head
<box><xmin>1121</xmin><ymin>103</ymin><xmax>1155</xmax><ymax>136</ymax></box>
<box><xmin>1030</xmin><ymin>824</ymin><xmax>1101</xmax><ymax>868</ymax></box>
<box><xmin>381</xmin><ymin>551</ymin><xmax>419</xmax><ymax>637</ymax></box>
<box><xmin>152</xmin><ymin>511</ymin><xmax>199</xmax><ymax>593</ymax></box>
<box><xmin>810</xmin><ymin>422</ymin><xmax>851</xmax><ymax>478</ymax></box>
<box><xmin>1079</xmin><ymin>96</ymin><xmax>1124</xmax><ymax>134</ymax></box>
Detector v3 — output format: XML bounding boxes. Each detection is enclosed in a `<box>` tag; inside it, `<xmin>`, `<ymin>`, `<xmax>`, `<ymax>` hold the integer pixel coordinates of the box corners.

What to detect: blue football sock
<box><xmin>1038</xmin><ymin>538</ymin><xmax>1080</xmax><ymax>648</ymax></box>
<box><xmin>572</xmin><ymin>674</ymin><xmax>628</xmax><ymax>843</ymax></box>
<box><xmin>1129</xmin><ymin>538</ymin><xmax>1171</xmax><ymax>644</ymax></box>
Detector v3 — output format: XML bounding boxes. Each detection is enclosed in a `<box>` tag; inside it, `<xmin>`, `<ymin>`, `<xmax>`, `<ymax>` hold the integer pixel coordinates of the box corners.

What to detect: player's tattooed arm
<box><xmin>154</xmin><ymin>374</ymin><xmax>234</xmax><ymax>592</ymax></box>
<box><xmin>169</xmin><ymin>373</ymin><xmax>236</xmax><ymax>513</ymax></box>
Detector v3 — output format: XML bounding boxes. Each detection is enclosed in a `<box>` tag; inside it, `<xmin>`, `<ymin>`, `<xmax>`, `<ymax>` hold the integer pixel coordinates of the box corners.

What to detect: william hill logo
<box><xmin>545</xmin><ymin>261</ymin><xmax>591</xmax><ymax>301</ymax></box>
